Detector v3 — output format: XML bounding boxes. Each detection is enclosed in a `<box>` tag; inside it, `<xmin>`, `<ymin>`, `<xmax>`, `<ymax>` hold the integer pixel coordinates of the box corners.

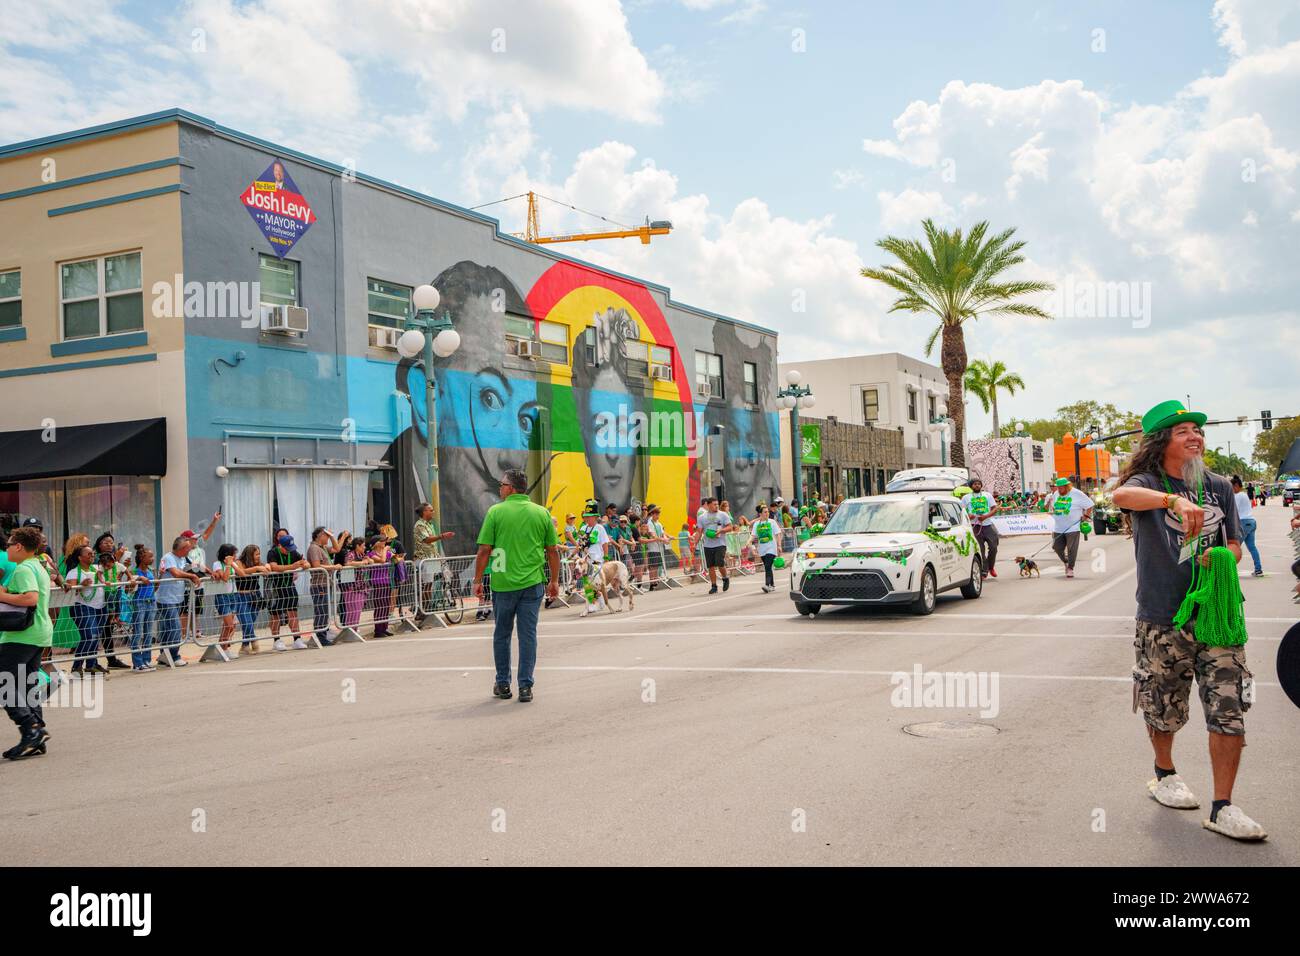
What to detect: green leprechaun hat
<box><xmin>1142</xmin><ymin>399</ymin><xmax>1206</xmax><ymax>433</ymax></box>
<box><xmin>1054</xmin><ymin>477</ymin><xmax>1070</xmax><ymax>487</ymax></box>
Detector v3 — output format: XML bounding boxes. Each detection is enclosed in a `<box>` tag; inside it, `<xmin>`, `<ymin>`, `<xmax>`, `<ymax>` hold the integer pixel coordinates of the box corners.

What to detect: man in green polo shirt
<box><xmin>0</xmin><ymin>525</ymin><xmax>54</xmax><ymax>759</ymax></box>
<box><xmin>474</xmin><ymin>469</ymin><xmax>560</xmax><ymax>703</ymax></box>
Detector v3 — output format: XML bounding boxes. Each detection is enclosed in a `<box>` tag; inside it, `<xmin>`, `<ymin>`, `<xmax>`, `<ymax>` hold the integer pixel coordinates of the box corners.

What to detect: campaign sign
<box><xmin>239</xmin><ymin>160</ymin><xmax>316</xmax><ymax>258</ymax></box>
<box><xmin>990</xmin><ymin>512</ymin><xmax>1055</xmax><ymax>536</ymax></box>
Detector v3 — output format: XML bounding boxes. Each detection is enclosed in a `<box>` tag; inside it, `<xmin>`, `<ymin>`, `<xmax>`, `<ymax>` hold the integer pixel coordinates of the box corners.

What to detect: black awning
<box><xmin>0</xmin><ymin>418</ymin><xmax>167</xmax><ymax>482</ymax></box>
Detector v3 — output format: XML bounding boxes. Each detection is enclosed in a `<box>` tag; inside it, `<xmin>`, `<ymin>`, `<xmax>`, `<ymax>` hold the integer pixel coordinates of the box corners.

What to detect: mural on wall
<box><xmin>968</xmin><ymin>438</ymin><xmax>1023</xmax><ymax>495</ymax></box>
<box><xmin>386</xmin><ymin>259</ymin><xmax>779</xmax><ymax>548</ymax></box>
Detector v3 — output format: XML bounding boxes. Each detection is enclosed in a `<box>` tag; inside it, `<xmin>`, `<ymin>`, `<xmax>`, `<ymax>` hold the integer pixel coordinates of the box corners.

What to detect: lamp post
<box><xmin>1013</xmin><ymin>421</ymin><xmax>1027</xmax><ymax>495</ymax></box>
<box><xmin>927</xmin><ymin>403</ymin><xmax>951</xmax><ymax>467</ymax></box>
<box><xmin>777</xmin><ymin>369</ymin><xmax>815</xmax><ymax>504</ymax></box>
<box><xmin>396</xmin><ymin>284</ymin><xmax>461</xmax><ymax>531</ymax></box>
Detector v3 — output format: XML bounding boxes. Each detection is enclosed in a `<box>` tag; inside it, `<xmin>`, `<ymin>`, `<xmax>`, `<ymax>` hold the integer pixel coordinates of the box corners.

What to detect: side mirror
<box><xmin>930</xmin><ymin>519</ymin><xmax>952</xmax><ymax>532</ymax></box>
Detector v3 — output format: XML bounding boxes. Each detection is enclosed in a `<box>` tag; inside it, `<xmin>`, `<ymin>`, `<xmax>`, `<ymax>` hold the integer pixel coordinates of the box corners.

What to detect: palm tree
<box><xmin>861</xmin><ymin>220</ymin><xmax>1053</xmax><ymax>467</ymax></box>
<box><xmin>964</xmin><ymin>359</ymin><xmax>1024</xmax><ymax>438</ymax></box>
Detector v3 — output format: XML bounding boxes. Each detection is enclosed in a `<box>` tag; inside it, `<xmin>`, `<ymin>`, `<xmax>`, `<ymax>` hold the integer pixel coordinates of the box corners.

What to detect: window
<box><xmin>862</xmin><ymin>387</ymin><xmax>879</xmax><ymax>422</ymax></box>
<box><xmin>625</xmin><ymin>340</ymin><xmax>674</xmax><ymax>380</ymax></box>
<box><xmin>695</xmin><ymin>351</ymin><xmax>723</xmax><ymax>398</ymax></box>
<box><xmin>928</xmin><ymin>394</ymin><xmax>937</xmax><ymax>423</ymax></box>
<box><xmin>582</xmin><ymin>326</ymin><xmax>597</xmax><ymax>366</ymax></box>
<box><xmin>743</xmin><ymin>362</ymin><xmax>758</xmax><ymax>404</ymax></box>
<box><xmin>60</xmin><ymin>252</ymin><xmax>143</xmax><ymax>340</ymax></box>
<box><xmin>259</xmin><ymin>255</ymin><xmax>299</xmax><ymax>307</ymax></box>
<box><xmin>917</xmin><ymin>432</ymin><xmax>924</xmax><ymax>449</ymax></box>
<box><xmin>0</xmin><ymin>269</ymin><xmax>19</xmax><ymax>328</ymax></box>
<box><xmin>907</xmin><ymin>388</ymin><xmax>918</xmax><ymax>422</ymax></box>
<box><xmin>507</xmin><ymin>315</ymin><xmax>567</xmax><ymax>363</ymax></box>
<box><xmin>367</xmin><ymin>278</ymin><xmax>410</xmax><ymax>329</ymax></box>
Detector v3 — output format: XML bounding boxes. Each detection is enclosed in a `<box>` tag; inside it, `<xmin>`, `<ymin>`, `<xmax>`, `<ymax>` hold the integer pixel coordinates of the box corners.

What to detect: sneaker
<box><xmin>2</xmin><ymin>724</ymin><xmax>50</xmax><ymax>760</ymax></box>
<box><xmin>106</xmin><ymin>657</ymin><xmax>130</xmax><ymax>669</ymax></box>
<box><xmin>172</xmin><ymin>658</ymin><xmax>188</xmax><ymax>667</ymax></box>
<box><xmin>291</xmin><ymin>639</ymin><xmax>309</xmax><ymax>650</ymax></box>
<box><xmin>140</xmin><ymin>664</ymin><xmax>157</xmax><ymax>673</ymax></box>
<box><xmin>87</xmin><ymin>662</ymin><xmax>110</xmax><ymax>676</ymax></box>
<box><xmin>1252</xmin><ymin>569</ymin><xmax>1263</xmax><ymax>577</ymax></box>
<box><xmin>319</xmin><ymin>636</ymin><xmax>335</xmax><ymax>647</ymax></box>
<box><xmin>519</xmin><ymin>685</ymin><xmax>533</xmax><ymax>703</ymax></box>
<box><xmin>761</xmin><ymin>584</ymin><xmax>773</xmax><ymax>593</ymax></box>
<box><xmin>1147</xmin><ymin>773</ymin><xmax>1199</xmax><ymax>809</ymax></box>
<box><xmin>722</xmin><ymin>577</ymin><xmax>730</xmax><ymax>592</ymax></box>
<box><xmin>273</xmin><ymin>639</ymin><xmax>287</xmax><ymax>652</ymax></box>
<box><xmin>1202</xmin><ymin>804</ymin><xmax>1267</xmax><ymax>841</ymax></box>
<box><xmin>492</xmin><ymin>682</ymin><xmax>513</xmax><ymax>700</ymax></box>
<box><xmin>708</xmin><ymin>585</ymin><xmax>718</xmax><ymax>595</ymax></box>
<box><xmin>988</xmin><ymin>568</ymin><xmax>997</xmax><ymax>578</ymax></box>
<box><xmin>1065</xmin><ymin>568</ymin><xmax>1075</xmax><ymax>579</ymax></box>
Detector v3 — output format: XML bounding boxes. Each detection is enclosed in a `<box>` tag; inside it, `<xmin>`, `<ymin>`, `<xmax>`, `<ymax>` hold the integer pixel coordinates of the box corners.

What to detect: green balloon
<box><xmin>705</xmin><ymin>527</ymin><xmax>718</xmax><ymax>539</ymax></box>
<box><xmin>773</xmin><ymin>556</ymin><xmax>786</xmax><ymax>569</ymax></box>
<box><xmin>1080</xmin><ymin>520</ymin><xmax>1092</xmax><ymax>535</ymax></box>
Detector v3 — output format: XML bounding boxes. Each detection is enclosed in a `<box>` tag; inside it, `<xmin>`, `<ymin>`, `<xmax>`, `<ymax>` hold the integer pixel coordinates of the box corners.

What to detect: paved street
<box><xmin>5</xmin><ymin>506</ymin><xmax>1297</xmax><ymax>866</ymax></box>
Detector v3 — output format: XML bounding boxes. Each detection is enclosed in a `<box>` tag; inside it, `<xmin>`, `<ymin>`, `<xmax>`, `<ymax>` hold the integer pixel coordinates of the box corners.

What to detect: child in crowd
<box><xmin>129</xmin><ymin>546</ymin><xmax>157</xmax><ymax>671</ymax></box>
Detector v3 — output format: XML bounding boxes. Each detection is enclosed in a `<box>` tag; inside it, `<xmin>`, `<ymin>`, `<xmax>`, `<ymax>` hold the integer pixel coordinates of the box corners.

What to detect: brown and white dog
<box><xmin>1014</xmin><ymin>556</ymin><xmax>1040</xmax><ymax>578</ymax></box>
<box><xmin>571</xmin><ymin>553</ymin><xmax>635</xmax><ymax>615</ymax></box>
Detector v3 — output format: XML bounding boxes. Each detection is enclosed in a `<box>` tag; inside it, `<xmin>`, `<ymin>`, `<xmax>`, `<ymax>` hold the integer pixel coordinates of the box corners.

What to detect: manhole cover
<box><xmin>903</xmin><ymin>720</ymin><xmax>999</xmax><ymax>738</ymax></box>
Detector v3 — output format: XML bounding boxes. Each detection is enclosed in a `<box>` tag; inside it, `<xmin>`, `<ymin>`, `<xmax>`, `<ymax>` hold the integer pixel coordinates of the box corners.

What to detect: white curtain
<box><xmin>311</xmin><ymin>470</ymin><xmax>362</xmax><ymax>539</ymax></box>
<box><xmin>66</xmin><ymin>477</ymin><xmax>113</xmax><ymax>543</ymax></box>
<box><xmin>18</xmin><ymin>480</ymin><xmax>63</xmax><ymax>542</ymax></box>
<box><xmin>352</xmin><ymin>473</ymin><xmax>371</xmax><ymax>538</ymax></box>
<box><xmin>111</xmin><ymin>478</ymin><xmax>157</xmax><ymax>555</ymax></box>
<box><xmin>225</xmin><ymin>469</ymin><xmax>272</xmax><ymax>554</ymax></box>
<box><xmin>274</xmin><ymin>469</ymin><xmax>310</xmax><ymax>547</ymax></box>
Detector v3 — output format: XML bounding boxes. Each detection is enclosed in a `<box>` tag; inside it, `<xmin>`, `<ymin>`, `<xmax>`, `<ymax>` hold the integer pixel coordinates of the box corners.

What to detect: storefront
<box><xmin>780</xmin><ymin>416</ymin><xmax>905</xmax><ymax>503</ymax></box>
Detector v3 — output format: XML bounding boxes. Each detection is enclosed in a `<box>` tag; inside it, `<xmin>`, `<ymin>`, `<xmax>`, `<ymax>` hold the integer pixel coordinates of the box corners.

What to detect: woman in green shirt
<box><xmin>0</xmin><ymin>526</ymin><xmax>54</xmax><ymax>759</ymax></box>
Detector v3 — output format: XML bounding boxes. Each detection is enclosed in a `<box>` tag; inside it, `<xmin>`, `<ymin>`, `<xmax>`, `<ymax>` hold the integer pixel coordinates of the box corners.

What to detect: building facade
<box><xmin>967</xmin><ymin>437</ymin><xmax>1056</xmax><ymax>494</ymax></box>
<box><xmin>777</xmin><ymin>353</ymin><xmax>952</xmax><ymax>470</ymax></box>
<box><xmin>0</xmin><ymin>110</ymin><xmax>780</xmax><ymax>556</ymax></box>
<box><xmin>777</xmin><ymin>414</ymin><xmax>905</xmax><ymax>503</ymax></box>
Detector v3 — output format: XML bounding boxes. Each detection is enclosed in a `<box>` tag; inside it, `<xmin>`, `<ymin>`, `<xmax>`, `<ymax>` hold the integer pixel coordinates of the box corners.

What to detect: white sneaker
<box><xmin>761</xmin><ymin>585</ymin><xmax>773</xmax><ymax>593</ymax></box>
<box><xmin>273</xmin><ymin>639</ymin><xmax>287</xmax><ymax>652</ymax></box>
<box><xmin>172</xmin><ymin>658</ymin><xmax>188</xmax><ymax>667</ymax></box>
<box><xmin>1202</xmin><ymin>804</ymin><xmax>1267</xmax><ymax>841</ymax></box>
<box><xmin>1147</xmin><ymin>773</ymin><xmax>1199</xmax><ymax>809</ymax></box>
<box><xmin>291</xmin><ymin>639</ymin><xmax>309</xmax><ymax>650</ymax></box>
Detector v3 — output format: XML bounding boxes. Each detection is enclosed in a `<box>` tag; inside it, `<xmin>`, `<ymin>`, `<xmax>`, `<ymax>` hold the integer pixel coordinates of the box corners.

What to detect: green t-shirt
<box><xmin>476</xmin><ymin>493</ymin><xmax>558</xmax><ymax>592</ymax></box>
<box><xmin>1</xmin><ymin>558</ymin><xmax>53</xmax><ymax>647</ymax></box>
<box><xmin>0</xmin><ymin>555</ymin><xmax>16</xmax><ymax>587</ymax></box>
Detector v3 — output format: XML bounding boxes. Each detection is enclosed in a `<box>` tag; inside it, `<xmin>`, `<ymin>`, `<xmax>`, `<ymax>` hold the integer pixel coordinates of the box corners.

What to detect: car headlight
<box><xmin>864</xmin><ymin>547</ymin><xmax>913</xmax><ymax>563</ymax></box>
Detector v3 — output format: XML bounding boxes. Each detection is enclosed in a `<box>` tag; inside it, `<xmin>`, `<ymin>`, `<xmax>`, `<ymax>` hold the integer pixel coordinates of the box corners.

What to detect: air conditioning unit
<box><xmin>514</xmin><ymin>339</ymin><xmax>539</xmax><ymax>359</ymax></box>
<box><xmin>261</xmin><ymin>304</ymin><xmax>308</xmax><ymax>334</ymax></box>
<box><xmin>697</xmin><ymin>380</ymin><xmax>712</xmax><ymax>399</ymax></box>
<box><xmin>650</xmin><ymin>363</ymin><xmax>673</xmax><ymax>381</ymax></box>
<box><xmin>369</xmin><ymin>326</ymin><xmax>400</xmax><ymax>350</ymax></box>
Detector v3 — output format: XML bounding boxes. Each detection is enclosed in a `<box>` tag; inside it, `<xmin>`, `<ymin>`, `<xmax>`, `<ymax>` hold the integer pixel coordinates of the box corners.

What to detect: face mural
<box><xmin>389</xmin><ymin>259</ymin><xmax>779</xmax><ymax>548</ymax></box>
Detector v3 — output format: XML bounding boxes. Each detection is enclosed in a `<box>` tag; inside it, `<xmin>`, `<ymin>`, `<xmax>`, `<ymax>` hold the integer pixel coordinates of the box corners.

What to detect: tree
<box><xmin>1252</xmin><ymin>416</ymin><xmax>1300</xmax><ymax>475</ymax></box>
<box><xmin>1205</xmin><ymin>448</ymin><xmax>1256</xmax><ymax>480</ymax></box>
<box><xmin>964</xmin><ymin>359</ymin><xmax>1024</xmax><ymax>437</ymax></box>
<box><xmin>861</xmin><ymin>220</ymin><xmax>1053</xmax><ymax>467</ymax></box>
<box><xmin>1054</xmin><ymin>400</ymin><xmax>1142</xmax><ymax>453</ymax></box>
<box><xmin>998</xmin><ymin>418</ymin><xmax>1071</xmax><ymax>444</ymax></box>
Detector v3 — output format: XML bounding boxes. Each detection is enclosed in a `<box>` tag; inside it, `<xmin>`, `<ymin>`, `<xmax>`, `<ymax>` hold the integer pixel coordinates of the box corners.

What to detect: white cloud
<box><xmin>1211</xmin><ymin>0</ymin><xmax>1300</xmax><ymax>56</ymax></box>
<box><xmin>876</xmin><ymin>189</ymin><xmax>954</xmax><ymax>231</ymax></box>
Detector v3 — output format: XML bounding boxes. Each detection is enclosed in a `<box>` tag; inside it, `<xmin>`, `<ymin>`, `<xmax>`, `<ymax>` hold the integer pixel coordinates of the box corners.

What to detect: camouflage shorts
<box><xmin>1132</xmin><ymin>620</ymin><xmax>1253</xmax><ymax>736</ymax></box>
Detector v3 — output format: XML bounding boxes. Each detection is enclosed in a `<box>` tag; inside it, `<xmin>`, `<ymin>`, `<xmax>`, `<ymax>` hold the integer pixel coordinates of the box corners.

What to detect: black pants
<box><xmin>0</xmin><ymin>641</ymin><xmax>46</xmax><ymax>729</ymax></box>
<box><xmin>973</xmin><ymin>523</ymin><xmax>999</xmax><ymax>573</ymax></box>
<box><xmin>761</xmin><ymin>553</ymin><xmax>775</xmax><ymax>587</ymax></box>
<box><xmin>1052</xmin><ymin>531</ymin><xmax>1080</xmax><ymax>570</ymax></box>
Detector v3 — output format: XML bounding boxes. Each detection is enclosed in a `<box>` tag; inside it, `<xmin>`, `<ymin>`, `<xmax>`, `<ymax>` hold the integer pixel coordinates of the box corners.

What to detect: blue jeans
<box><xmin>1240</xmin><ymin>517</ymin><xmax>1262</xmax><ymax>572</ymax></box>
<box><xmin>156</xmin><ymin>601</ymin><xmax>182</xmax><ymax>661</ymax></box>
<box><xmin>234</xmin><ymin>593</ymin><xmax>258</xmax><ymax>643</ymax></box>
<box><xmin>71</xmin><ymin>604</ymin><xmax>105</xmax><ymax>668</ymax></box>
<box><xmin>492</xmin><ymin>583</ymin><xmax>543</xmax><ymax>687</ymax></box>
<box><xmin>131</xmin><ymin>600</ymin><xmax>156</xmax><ymax>668</ymax></box>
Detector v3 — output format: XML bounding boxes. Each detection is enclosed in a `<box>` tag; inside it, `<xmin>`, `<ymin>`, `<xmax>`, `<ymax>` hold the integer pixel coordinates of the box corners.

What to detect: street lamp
<box><xmin>927</xmin><ymin>402</ymin><xmax>952</xmax><ymax>467</ymax></box>
<box><xmin>777</xmin><ymin>369</ymin><xmax>815</xmax><ymax>504</ymax></box>
<box><xmin>397</xmin><ymin>283</ymin><xmax>460</xmax><ymax>531</ymax></box>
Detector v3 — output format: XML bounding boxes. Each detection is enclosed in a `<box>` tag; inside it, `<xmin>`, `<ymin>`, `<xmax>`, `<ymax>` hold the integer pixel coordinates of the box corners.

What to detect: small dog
<box><xmin>572</xmin><ymin>553</ymin><xmax>635</xmax><ymax>615</ymax></box>
<box><xmin>1015</xmin><ymin>556</ymin><xmax>1040</xmax><ymax>578</ymax></box>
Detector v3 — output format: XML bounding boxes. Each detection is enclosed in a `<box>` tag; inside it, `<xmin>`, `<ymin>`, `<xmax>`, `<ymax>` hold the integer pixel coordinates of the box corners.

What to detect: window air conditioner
<box><xmin>515</xmin><ymin>339</ymin><xmax>539</xmax><ymax>359</ymax></box>
<box><xmin>697</xmin><ymin>380</ymin><xmax>712</xmax><ymax>398</ymax></box>
<box><xmin>262</xmin><ymin>304</ymin><xmax>308</xmax><ymax>334</ymax></box>
<box><xmin>650</xmin><ymin>363</ymin><xmax>673</xmax><ymax>381</ymax></box>
<box><xmin>369</xmin><ymin>326</ymin><xmax>400</xmax><ymax>350</ymax></box>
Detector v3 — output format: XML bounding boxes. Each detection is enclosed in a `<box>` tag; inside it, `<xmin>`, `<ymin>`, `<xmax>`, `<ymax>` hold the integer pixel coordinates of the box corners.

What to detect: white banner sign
<box><xmin>989</xmin><ymin>512</ymin><xmax>1055</xmax><ymax>536</ymax></box>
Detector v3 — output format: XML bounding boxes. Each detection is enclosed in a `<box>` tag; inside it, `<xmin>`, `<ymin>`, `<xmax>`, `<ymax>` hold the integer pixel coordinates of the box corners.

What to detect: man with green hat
<box><xmin>1045</xmin><ymin>476</ymin><xmax>1093</xmax><ymax>579</ymax></box>
<box><xmin>1113</xmin><ymin>401</ymin><xmax>1262</xmax><ymax>840</ymax></box>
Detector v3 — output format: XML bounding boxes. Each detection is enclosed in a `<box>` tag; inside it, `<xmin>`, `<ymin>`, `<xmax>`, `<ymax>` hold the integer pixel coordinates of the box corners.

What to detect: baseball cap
<box><xmin>180</xmin><ymin>529</ymin><xmax>199</xmax><ymax>539</ymax></box>
<box><xmin>21</xmin><ymin>517</ymin><xmax>43</xmax><ymax>528</ymax></box>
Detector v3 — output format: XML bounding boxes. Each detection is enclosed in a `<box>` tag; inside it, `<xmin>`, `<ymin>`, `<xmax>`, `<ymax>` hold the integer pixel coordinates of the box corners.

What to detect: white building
<box><xmin>777</xmin><ymin>353</ymin><xmax>952</xmax><ymax>469</ymax></box>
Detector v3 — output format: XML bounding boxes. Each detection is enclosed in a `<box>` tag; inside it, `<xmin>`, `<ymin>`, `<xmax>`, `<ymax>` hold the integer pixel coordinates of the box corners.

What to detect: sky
<box><xmin>1</xmin><ymin>0</ymin><xmax>1296</xmax><ymax>458</ymax></box>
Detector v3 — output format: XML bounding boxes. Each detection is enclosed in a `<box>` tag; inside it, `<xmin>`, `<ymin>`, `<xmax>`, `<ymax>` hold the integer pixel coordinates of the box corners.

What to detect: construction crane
<box><xmin>472</xmin><ymin>191</ymin><xmax>673</xmax><ymax>246</ymax></box>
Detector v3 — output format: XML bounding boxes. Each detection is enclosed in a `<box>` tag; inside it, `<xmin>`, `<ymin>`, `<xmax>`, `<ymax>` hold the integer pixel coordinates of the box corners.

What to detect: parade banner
<box><xmin>240</xmin><ymin>159</ymin><xmax>317</xmax><ymax>258</ymax></box>
<box><xmin>989</xmin><ymin>512</ymin><xmax>1054</xmax><ymax>536</ymax></box>
<box><xmin>800</xmin><ymin>423</ymin><xmax>821</xmax><ymax>465</ymax></box>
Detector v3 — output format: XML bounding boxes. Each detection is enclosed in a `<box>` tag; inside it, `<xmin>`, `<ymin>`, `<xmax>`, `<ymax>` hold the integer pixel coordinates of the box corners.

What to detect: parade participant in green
<box><xmin>750</xmin><ymin>505</ymin><xmax>782</xmax><ymax>593</ymax></box>
<box><xmin>960</xmin><ymin>478</ymin><xmax>1000</xmax><ymax>579</ymax></box>
<box><xmin>0</xmin><ymin>526</ymin><xmax>53</xmax><ymax>759</ymax></box>
<box><xmin>1046</xmin><ymin>476</ymin><xmax>1093</xmax><ymax>579</ymax></box>
<box><xmin>692</xmin><ymin>498</ymin><xmax>734</xmax><ymax>594</ymax></box>
<box><xmin>1113</xmin><ymin>400</ymin><xmax>1262</xmax><ymax>841</ymax></box>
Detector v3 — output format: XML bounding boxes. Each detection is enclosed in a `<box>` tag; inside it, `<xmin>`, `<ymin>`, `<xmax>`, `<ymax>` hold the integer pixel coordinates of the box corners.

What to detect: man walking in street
<box><xmin>1113</xmin><ymin>400</ymin><xmax>1263</xmax><ymax>841</ymax></box>
<box><xmin>693</xmin><ymin>497</ymin><xmax>734</xmax><ymax>594</ymax></box>
<box><xmin>1046</xmin><ymin>476</ymin><xmax>1093</xmax><ymax>579</ymax></box>
<box><xmin>474</xmin><ymin>470</ymin><xmax>560</xmax><ymax>703</ymax></box>
<box><xmin>961</xmin><ymin>478</ymin><xmax>1000</xmax><ymax>579</ymax></box>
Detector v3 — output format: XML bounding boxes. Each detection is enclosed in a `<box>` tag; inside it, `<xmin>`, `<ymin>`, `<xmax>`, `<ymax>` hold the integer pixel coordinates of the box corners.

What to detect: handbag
<box><xmin>0</xmin><ymin>604</ymin><xmax>36</xmax><ymax>631</ymax></box>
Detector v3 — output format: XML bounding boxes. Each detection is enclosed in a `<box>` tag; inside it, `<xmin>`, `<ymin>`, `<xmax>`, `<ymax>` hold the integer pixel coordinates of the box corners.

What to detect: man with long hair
<box><xmin>1113</xmin><ymin>401</ymin><xmax>1263</xmax><ymax>841</ymax></box>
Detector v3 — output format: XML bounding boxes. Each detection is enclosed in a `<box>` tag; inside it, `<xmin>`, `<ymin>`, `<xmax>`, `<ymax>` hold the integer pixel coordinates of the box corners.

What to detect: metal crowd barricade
<box><xmin>46</xmin><ymin>577</ymin><xmax>196</xmax><ymax>672</ymax></box>
<box><xmin>724</xmin><ymin>531</ymin><xmax>757</xmax><ymax>575</ymax></box>
<box><xmin>331</xmin><ymin>558</ymin><xmax>421</xmax><ymax>642</ymax></box>
<box><xmin>191</xmin><ymin>566</ymin><xmax>334</xmax><ymax>663</ymax></box>
<box><xmin>414</xmin><ymin>555</ymin><xmax>481</xmax><ymax>625</ymax></box>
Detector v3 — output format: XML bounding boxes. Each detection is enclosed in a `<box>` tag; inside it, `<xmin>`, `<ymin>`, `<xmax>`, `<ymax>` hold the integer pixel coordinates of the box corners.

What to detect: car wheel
<box><xmin>910</xmin><ymin>566</ymin><xmax>937</xmax><ymax>616</ymax></box>
<box><xmin>794</xmin><ymin>601</ymin><xmax>820</xmax><ymax>617</ymax></box>
<box><xmin>960</xmin><ymin>559</ymin><xmax>982</xmax><ymax>599</ymax></box>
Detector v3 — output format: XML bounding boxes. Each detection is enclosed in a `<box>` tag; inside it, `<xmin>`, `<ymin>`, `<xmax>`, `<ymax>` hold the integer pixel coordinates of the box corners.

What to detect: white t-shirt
<box><xmin>960</xmin><ymin>491</ymin><xmax>997</xmax><ymax>525</ymax></box>
<box><xmin>751</xmin><ymin>518</ymin><xmax>780</xmax><ymax>557</ymax></box>
<box><xmin>583</xmin><ymin>523</ymin><xmax>611</xmax><ymax>564</ymax></box>
<box><xmin>1047</xmin><ymin>489</ymin><xmax>1093</xmax><ymax>534</ymax></box>
<box><xmin>1234</xmin><ymin>491</ymin><xmax>1254</xmax><ymax>522</ymax></box>
<box><xmin>67</xmin><ymin>566</ymin><xmax>105</xmax><ymax>609</ymax></box>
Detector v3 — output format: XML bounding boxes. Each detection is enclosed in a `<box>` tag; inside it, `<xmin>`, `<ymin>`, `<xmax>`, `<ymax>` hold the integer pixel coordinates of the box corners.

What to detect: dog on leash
<box><xmin>571</xmin><ymin>553</ymin><xmax>635</xmax><ymax>615</ymax></box>
<box><xmin>1014</xmin><ymin>556</ymin><xmax>1040</xmax><ymax>578</ymax></box>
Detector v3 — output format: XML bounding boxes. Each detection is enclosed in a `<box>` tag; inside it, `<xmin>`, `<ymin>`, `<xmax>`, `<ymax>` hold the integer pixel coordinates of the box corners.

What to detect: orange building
<box><xmin>1055</xmin><ymin>433</ymin><xmax>1111</xmax><ymax>487</ymax></box>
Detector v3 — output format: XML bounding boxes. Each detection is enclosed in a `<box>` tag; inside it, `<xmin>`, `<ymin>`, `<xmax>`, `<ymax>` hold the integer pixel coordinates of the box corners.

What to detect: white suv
<box><xmin>789</xmin><ymin>493</ymin><xmax>984</xmax><ymax>617</ymax></box>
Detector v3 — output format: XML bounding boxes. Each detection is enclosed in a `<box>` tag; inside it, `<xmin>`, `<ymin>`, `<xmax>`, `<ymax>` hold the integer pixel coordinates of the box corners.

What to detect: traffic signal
<box><xmin>1262</xmin><ymin>410</ymin><xmax>1273</xmax><ymax>430</ymax></box>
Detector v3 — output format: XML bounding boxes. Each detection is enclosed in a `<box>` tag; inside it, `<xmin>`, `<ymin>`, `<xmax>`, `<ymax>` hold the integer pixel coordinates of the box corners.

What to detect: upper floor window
<box><xmin>60</xmin><ymin>252</ymin><xmax>142</xmax><ymax>341</ymax></box>
<box><xmin>367</xmin><ymin>278</ymin><xmax>410</xmax><ymax>329</ymax></box>
<box><xmin>928</xmin><ymin>394</ymin><xmax>937</xmax><ymax>422</ymax></box>
<box><xmin>508</xmin><ymin>315</ymin><xmax>567</xmax><ymax>363</ymax></box>
<box><xmin>862</xmin><ymin>387</ymin><xmax>879</xmax><ymax>422</ymax></box>
<box><xmin>627</xmin><ymin>341</ymin><xmax>674</xmax><ymax>380</ymax></box>
<box><xmin>259</xmin><ymin>254</ymin><xmax>298</xmax><ymax>307</ymax></box>
<box><xmin>0</xmin><ymin>269</ymin><xmax>19</xmax><ymax>328</ymax></box>
<box><xmin>695</xmin><ymin>351</ymin><xmax>723</xmax><ymax>398</ymax></box>
<box><xmin>907</xmin><ymin>388</ymin><xmax>918</xmax><ymax>422</ymax></box>
<box><xmin>743</xmin><ymin>362</ymin><xmax>758</xmax><ymax>404</ymax></box>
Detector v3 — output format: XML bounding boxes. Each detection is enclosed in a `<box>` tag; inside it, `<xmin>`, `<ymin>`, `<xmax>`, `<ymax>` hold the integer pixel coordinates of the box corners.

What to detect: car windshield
<box><xmin>822</xmin><ymin>500</ymin><xmax>926</xmax><ymax>535</ymax></box>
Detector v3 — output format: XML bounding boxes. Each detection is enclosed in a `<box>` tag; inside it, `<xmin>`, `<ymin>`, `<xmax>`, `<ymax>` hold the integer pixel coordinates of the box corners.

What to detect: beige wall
<box><xmin>0</xmin><ymin>121</ymin><xmax>188</xmax><ymax>536</ymax></box>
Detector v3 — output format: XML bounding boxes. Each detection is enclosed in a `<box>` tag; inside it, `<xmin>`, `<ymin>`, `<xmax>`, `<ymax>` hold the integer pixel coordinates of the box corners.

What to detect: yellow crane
<box><xmin>474</xmin><ymin>191</ymin><xmax>673</xmax><ymax>246</ymax></box>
